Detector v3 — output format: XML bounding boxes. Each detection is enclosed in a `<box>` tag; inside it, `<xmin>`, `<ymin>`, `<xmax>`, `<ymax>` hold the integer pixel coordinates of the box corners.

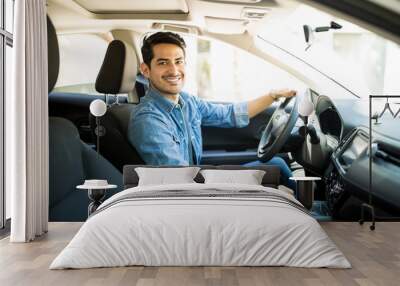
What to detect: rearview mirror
<box><xmin>303</xmin><ymin>25</ymin><xmax>314</xmax><ymax>50</ymax></box>
<box><xmin>303</xmin><ymin>21</ymin><xmax>342</xmax><ymax>51</ymax></box>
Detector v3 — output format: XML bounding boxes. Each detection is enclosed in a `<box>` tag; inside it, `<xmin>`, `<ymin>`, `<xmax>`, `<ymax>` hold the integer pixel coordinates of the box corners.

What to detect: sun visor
<box><xmin>202</xmin><ymin>0</ymin><xmax>262</xmax><ymax>3</ymax></box>
<box><xmin>73</xmin><ymin>0</ymin><xmax>189</xmax><ymax>13</ymax></box>
<box><xmin>205</xmin><ymin>16</ymin><xmax>248</xmax><ymax>34</ymax></box>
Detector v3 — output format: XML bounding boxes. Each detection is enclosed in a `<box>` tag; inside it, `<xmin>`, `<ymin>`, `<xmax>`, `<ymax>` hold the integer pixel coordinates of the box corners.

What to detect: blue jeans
<box><xmin>244</xmin><ymin>157</ymin><xmax>296</xmax><ymax>191</ymax></box>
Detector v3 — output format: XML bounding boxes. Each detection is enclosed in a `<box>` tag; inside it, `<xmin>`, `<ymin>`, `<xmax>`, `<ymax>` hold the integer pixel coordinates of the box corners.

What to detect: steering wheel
<box><xmin>257</xmin><ymin>95</ymin><xmax>299</xmax><ymax>162</ymax></box>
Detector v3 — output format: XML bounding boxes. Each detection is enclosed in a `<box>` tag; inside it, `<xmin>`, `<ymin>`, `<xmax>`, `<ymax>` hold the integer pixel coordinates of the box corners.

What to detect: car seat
<box><xmin>47</xmin><ymin>16</ymin><xmax>122</xmax><ymax>221</ymax></box>
<box><xmin>90</xmin><ymin>39</ymin><xmax>147</xmax><ymax>171</ymax></box>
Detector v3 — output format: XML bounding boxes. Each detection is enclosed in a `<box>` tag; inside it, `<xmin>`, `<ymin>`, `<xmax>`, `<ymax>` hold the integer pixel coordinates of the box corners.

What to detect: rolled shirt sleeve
<box><xmin>232</xmin><ymin>101</ymin><xmax>249</xmax><ymax>128</ymax></box>
<box><xmin>194</xmin><ymin>97</ymin><xmax>249</xmax><ymax>128</ymax></box>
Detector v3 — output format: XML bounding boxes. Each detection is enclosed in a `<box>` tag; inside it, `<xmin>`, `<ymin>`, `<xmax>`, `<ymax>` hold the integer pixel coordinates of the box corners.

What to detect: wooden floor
<box><xmin>0</xmin><ymin>222</ymin><xmax>399</xmax><ymax>286</ymax></box>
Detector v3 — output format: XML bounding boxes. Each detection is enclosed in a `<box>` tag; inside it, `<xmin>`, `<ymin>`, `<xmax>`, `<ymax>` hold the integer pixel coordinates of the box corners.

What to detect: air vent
<box><xmin>152</xmin><ymin>23</ymin><xmax>199</xmax><ymax>34</ymax></box>
<box><xmin>241</xmin><ymin>7</ymin><xmax>270</xmax><ymax>19</ymax></box>
<box><xmin>73</xmin><ymin>0</ymin><xmax>189</xmax><ymax>14</ymax></box>
<box><xmin>204</xmin><ymin>0</ymin><xmax>261</xmax><ymax>3</ymax></box>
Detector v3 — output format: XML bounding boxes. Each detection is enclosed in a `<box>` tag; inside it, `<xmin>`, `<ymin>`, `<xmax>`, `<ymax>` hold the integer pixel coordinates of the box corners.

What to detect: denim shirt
<box><xmin>128</xmin><ymin>88</ymin><xmax>249</xmax><ymax>165</ymax></box>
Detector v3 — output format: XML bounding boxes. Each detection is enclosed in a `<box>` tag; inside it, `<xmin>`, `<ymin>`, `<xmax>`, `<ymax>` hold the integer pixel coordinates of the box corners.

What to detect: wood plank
<box><xmin>0</xmin><ymin>222</ymin><xmax>399</xmax><ymax>286</ymax></box>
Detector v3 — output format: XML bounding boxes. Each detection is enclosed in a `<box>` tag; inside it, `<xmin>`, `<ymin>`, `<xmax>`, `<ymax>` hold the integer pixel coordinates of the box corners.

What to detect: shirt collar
<box><xmin>147</xmin><ymin>87</ymin><xmax>185</xmax><ymax>113</ymax></box>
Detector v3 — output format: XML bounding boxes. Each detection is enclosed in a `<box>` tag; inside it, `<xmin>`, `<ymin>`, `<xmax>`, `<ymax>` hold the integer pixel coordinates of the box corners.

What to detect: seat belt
<box><xmin>178</xmin><ymin>104</ymin><xmax>196</xmax><ymax>165</ymax></box>
<box><xmin>186</xmin><ymin>126</ymin><xmax>196</xmax><ymax>165</ymax></box>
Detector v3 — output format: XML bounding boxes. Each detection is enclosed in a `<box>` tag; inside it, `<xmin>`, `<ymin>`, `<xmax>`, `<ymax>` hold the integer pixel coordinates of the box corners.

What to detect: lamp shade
<box><xmin>298</xmin><ymin>88</ymin><xmax>314</xmax><ymax>117</ymax></box>
<box><xmin>89</xmin><ymin>99</ymin><xmax>107</xmax><ymax>117</ymax></box>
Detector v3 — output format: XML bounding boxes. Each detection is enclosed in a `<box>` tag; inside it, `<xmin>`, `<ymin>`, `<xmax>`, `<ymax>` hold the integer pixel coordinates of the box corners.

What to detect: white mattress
<box><xmin>50</xmin><ymin>183</ymin><xmax>350</xmax><ymax>269</ymax></box>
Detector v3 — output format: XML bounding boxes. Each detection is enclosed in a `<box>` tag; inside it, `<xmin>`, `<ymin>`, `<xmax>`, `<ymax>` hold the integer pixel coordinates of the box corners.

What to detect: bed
<box><xmin>50</xmin><ymin>165</ymin><xmax>350</xmax><ymax>269</ymax></box>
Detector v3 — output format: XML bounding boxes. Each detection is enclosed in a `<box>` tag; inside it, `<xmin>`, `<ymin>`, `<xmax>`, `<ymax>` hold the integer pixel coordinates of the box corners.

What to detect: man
<box><xmin>128</xmin><ymin>32</ymin><xmax>296</xmax><ymax>189</ymax></box>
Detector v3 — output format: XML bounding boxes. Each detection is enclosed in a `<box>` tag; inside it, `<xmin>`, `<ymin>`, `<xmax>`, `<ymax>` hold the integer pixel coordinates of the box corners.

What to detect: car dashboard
<box><xmin>311</xmin><ymin>90</ymin><xmax>342</xmax><ymax>142</ymax></box>
<box><xmin>292</xmin><ymin>90</ymin><xmax>342</xmax><ymax>173</ymax></box>
<box><xmin>327</xmin><ymin>126</ymin><xmax>400</xmax><ymax>218</ymax></box>
<box><xmin>294</xmin><ymin>90</ymin><xmax>400</xmax><ymax>219</ymax></box>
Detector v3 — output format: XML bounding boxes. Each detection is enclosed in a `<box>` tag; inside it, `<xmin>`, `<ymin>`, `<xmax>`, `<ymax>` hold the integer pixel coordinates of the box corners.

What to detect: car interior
<box><xmin>48</xmin><ymin>18</ymin><xmax>123</xmax><ymax>221</ymax></box>
<box><xmin>46</xmin><ymin>0</ymin><xmax>400</xmax><ymax>222</ymax></box>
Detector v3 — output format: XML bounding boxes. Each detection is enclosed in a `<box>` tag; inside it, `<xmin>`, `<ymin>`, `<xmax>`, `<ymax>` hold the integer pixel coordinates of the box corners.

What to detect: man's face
<box><xmin>141</xmin><ymin>43</ymin><xmax>185</xmax><ymax>96</ymax></box>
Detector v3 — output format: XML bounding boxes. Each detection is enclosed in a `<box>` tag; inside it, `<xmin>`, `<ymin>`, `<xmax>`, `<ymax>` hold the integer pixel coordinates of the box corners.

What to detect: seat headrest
<box><xmin>47</xmin><ymin>16</ymin><xmax>59</xmax><ymax>92</ymax></box>
<box><xmin>95</xmin><ymin>40</ymin><xmax>138</xmax><ymax>94</ymax></box>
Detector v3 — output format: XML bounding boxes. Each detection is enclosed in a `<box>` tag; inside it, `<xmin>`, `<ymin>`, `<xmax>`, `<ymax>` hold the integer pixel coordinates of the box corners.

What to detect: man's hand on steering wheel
<box><xmin>247</xmin><ymin>89</ymin><xmax>297</xmax><ymax>119</ymax></box>
<box><xmin>269</xmin><ymin>89</ymin><xmax>297</xmax><ymax>101</ymax></box>
<box><xmin>257</xmin><ymin>90</ymin><xmax>300</xmax><ymax>162</ymax></box>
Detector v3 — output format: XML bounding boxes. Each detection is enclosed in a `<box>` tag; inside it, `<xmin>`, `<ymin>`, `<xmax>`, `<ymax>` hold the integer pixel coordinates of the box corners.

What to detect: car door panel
<box><xmin>49</xmin><ymin>92</ymin><xmax>127</xmax><ymax>144</ymax></box>
<box><xmin>201</xmin><ymin>150</ymin><xmax>258</xmax><ymax>165</ymax></box>
<box><xmin>200</xmin><ymin>107</ymin><xmax>275</xmax><ymax>164</ymax></box>
<box><xmin>49</xmin><ymin>92</ymin><xmax>100</xmax><ymax>143</ymax></box>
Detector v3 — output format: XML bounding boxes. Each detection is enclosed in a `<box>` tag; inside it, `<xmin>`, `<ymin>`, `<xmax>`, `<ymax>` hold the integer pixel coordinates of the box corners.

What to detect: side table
<box><xmin>77</xmin><ymin>182</ymin><xmax>117</xmax><ymax>216</ymax></box>
<box><xmin>289</xmin><ymin>176</ymin><xmax>321</xmax><ymax>210</ymax></box>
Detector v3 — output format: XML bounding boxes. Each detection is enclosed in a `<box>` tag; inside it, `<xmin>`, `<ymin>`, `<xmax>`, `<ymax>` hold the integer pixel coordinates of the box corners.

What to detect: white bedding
<box><xmin>50</xmin><ymin>183</ymin><xmax>351</xmax><ymax>269</ymax></box>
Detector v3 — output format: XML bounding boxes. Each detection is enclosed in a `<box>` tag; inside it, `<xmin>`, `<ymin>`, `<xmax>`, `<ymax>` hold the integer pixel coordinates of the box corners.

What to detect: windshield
<box><xmin>257</xmin><ymin>3</ymin><xmax>400</xmax><ymax>98</ymax></box>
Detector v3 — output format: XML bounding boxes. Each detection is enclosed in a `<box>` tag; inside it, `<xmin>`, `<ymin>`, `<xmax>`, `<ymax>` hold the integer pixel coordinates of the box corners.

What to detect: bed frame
<box><xmin>123</xmin><ymin>165</ymin><xmax>280</xmax><ymax>189</ymax></box>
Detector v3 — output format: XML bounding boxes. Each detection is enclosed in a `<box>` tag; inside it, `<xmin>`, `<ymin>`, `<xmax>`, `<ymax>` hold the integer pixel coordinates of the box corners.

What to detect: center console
<box><xmin>325</xmin><ymin>167</ymin><xmax>346</xmax><ymax>215</ymax></box>
<box><xmin>335</xmin><ymin>130</ymin><xmax>369</xmax><ymax>173</ymax></box>
<box><xmin>326</xmin><ymin>127</ymin><xmax>400</xmax><ymax>218</ymax></box>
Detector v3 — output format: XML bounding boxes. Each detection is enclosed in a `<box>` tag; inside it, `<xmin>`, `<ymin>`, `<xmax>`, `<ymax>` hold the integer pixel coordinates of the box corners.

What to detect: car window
<box><xmin>57</xmin><ymin>32</ymin><xmax>307</xmax><ymax>100</ymax></box>
<box><xmin>257</xmin><ymin>3</ymin><xmax>400</xmax><ymax>98</ymax></box>
<box><xmin>54</xmin><ymin>33</ymin><xmax>109</xmax><ymax>95</ymax></box>
<box><xmin>178</xmin><ymin>35</ymin><xmax>307</xmax><ymax>102</ymax></box>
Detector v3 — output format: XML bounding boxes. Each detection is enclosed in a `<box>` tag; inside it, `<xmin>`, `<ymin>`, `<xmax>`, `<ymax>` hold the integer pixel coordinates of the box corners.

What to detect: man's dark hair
<box><xmin>141</xmin><ymin>32</ymin><xmax>186</xmax><ymax>67</ymax></box>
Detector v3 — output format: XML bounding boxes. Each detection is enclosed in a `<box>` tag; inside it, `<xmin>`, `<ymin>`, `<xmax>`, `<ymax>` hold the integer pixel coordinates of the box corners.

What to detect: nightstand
<box><xmin>289</xmin><ymin>176</ymin><xmax>321</xmax><ymax>210</ymax></box>
<box><xmin>77</xmin><ymin>180</ymin><xmax>117</xmax><ymax>216</ymax></box>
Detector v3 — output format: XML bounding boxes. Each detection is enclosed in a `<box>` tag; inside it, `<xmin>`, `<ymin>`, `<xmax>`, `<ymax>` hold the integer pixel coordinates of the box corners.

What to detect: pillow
<box><xmin>200</xmin><ymin>169</ymin><xmax>266</xmax><ymax>185</ymax></box>
<box><xmin>135</xmin><ymin>167</ymin><xmax>201</xmax><ymax>186</ymax></box>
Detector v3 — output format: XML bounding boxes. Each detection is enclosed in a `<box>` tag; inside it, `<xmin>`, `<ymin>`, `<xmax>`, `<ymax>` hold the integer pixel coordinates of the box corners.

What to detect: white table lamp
<box><xmin>90</xmin><ymin>99</ymin><xmax>107</xmax><ymax>117</ymax></box>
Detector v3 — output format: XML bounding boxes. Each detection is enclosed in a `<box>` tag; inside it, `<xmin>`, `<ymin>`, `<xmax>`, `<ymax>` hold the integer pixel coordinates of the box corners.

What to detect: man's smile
<box><xmin>163</xmin><ymin>75</ymin><xmax>182</xmax><ymax>84</ymax></box>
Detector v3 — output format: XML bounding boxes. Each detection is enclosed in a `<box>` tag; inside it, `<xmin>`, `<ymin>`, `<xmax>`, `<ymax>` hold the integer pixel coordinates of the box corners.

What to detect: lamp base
<box><xmin>88</xmin><ymin>189</ymin><xmax>106</xmax><ymax>216</ymax></box>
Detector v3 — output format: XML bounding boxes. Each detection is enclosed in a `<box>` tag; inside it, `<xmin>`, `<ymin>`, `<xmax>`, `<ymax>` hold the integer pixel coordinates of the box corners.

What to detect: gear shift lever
<box><xmin>298</xmin><ymin>88</ymin><xmax>314</xmax><ymax>120</ymax></box>
<box><xmin>298</xmin><ymin>89</ymin><xmax>320</xmax><ymax>144</ymax></box>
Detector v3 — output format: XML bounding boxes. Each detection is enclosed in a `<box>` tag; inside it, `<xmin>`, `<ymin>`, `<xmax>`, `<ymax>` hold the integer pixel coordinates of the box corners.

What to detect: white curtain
<box><xmin>6</xmin><ymin>0</ymin><xmax>48</xmax><ymax>242</ymax></box>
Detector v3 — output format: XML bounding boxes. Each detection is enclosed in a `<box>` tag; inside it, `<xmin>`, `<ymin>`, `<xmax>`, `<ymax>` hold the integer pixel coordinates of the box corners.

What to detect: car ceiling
<box><xmin>47</xmin><ymin>0</ymin><xmax>400</xmax><ymax>44</ymax></box>
<box><xmin>47</xmin><ymin>0</ymin><xmax>292</xmax><ymax>35</ymax></box>
<box><xmin>73</xmin><ymin>0</ymin><xmax>190</xmax><ymax>14</ymax></box>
